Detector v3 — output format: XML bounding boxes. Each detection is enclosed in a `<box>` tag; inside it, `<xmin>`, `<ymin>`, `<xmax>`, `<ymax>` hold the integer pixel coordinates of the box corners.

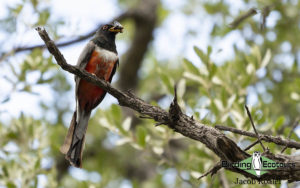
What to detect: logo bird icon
<box><xmin>252</xmin><ymin>151</ymin><xmax>262</xmax><ymax>177</ymax></box>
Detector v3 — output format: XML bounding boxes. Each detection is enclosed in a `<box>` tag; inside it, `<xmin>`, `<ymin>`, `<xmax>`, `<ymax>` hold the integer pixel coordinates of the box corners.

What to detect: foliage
<box><xmin>0</xmin><ymin>0</ymin><xmax>300</xmax><ymax>187</ymax></box>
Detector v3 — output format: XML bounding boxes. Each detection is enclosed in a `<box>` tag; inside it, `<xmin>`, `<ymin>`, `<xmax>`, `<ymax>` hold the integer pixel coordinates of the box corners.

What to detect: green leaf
<box><xmin>274</xmin><ymin>116</ymin><xmax>285</xmax><ymax>131</ymax></box>
<box><xmin>30</xmin><ymin>0</ymin><xmax>39</xmax><ymax>9</ymax></box>
<box><xmin>6</xmin><ymin>182</ymin><xmax>16</xmax><ymax>188</ymax></box>
<box><xmin>159</xmin><ymin>72</ymin><xmax>174</xmax><ymax>94</ymax></box>
<box><xmin>121</xmin><ymin>117</ymin><xmax>132</xmax><ymax>132</ymax></box>
<box><xmin>136</xmin><ymin>126</ymin><xmax>147</xmax><ymax>147</ymax></box>
<box><xmin>177</xmin><ymin>79</ymin><xmax>186</xmax><ymax>99</ymax></box>
<box><xmin>111</xmin><ymin>104</ymin><xmax>122</xmax><ymax>125</ymax></box>
<box><xmin>37</xmin><ymin>9</ymin><xmax>50</xmax><ymax>25</ymax></box>
<box><xmin>34</xmin><ymin>159</ymin><xmax>40</xmax><ymax>169</ymax></box>
<box><xmin>11</xmin><ymin>4</ymin><xmax>23</xmax><ymax>15</ymax></box>
<box><xmin>194</xmin><ymin>46</ymin><xmax>208</xmax><ymax>65</ymax></box>
<box><xmin>207</xmin><ymin>45</ymin><xmax>212</xmax><ymax>57</ymax></box>
<box><xmin>183</xmin><ymin>72</ymin><xmax>208</xmax><ymax>88</ymax></box>
<box><xmin>183</xmin><ymin>58</ymin><xmax>199</xmax><ymax>75</ymax></box>
<box><xmin>157</xmin><ymin>3</ymin><xmax>170</xmax><ymax>25</ymax></box>
<box><xmin>2</xmin><ymin>166</ymin><xmax>9</xmax><ymax>177</ymax></box>
<box><xmin>209</xmin><ymin>63</ymin><xmax>217</xmax><ymax>78</ymax></box>
<box><xmin>251</xmin><ymin>45</ymin><xmax>261</xmax><ymax>67</ymax></box>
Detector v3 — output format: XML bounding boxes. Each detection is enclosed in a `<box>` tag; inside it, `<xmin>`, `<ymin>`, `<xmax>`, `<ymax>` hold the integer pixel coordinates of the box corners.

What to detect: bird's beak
<box><xmin>109</xmin><ymin>21</ymin><xmax>123</xmax><ymax>33</ymax></box>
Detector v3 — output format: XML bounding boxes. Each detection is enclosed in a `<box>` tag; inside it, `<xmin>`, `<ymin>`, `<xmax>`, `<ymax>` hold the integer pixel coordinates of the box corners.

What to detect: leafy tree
<box><xmin>0</xmin><ymin>0</ymin><xmax>300</xmax><ymax>187</ymax></box>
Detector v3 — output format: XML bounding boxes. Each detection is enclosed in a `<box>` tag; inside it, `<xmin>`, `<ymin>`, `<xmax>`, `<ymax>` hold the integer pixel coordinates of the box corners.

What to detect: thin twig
<box><xmin>245</xmin><ymin>105</ymin><xmax>266</xmax><ymax>151</ymax></box>
<box><xmin>229</xmin><ymin>8</ymin><xmax>257</xmax><ymax>28</ymax></box>
<box><xmin>260</xmin><ymin>5</ymin><xmax>272</xmax><ymax>31</ymax></box>
<box><xmin>281</xmin><ymin>118</ymin><xmax>300</xmax><ymax>153</ymax></box>
<box><xmin>198</xmin><ymin>162</ymin><xmax>222</xmax><ymax>180</ymax></box>
<box><xmin>215</xmin><ymin>125</ymin><xmax>300</xmax><ymax>149</ymax></box>
<box><xmin>0</xmin><ymin>11</ymin><xmax>133</xmax><ymax>62</ymax></box>
<box><xmin>244</xmin><ymin>140</ymin><xmax>260</xmax><ymax>151</ymax></box>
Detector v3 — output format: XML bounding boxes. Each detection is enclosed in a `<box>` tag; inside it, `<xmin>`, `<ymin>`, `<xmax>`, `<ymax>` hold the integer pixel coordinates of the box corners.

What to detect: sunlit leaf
<box><xmin>211</xmin><ymin>76</ymin><xmax>222</xmax><ymax>85</ymax></box>
<box><xmin>152</xmin><ymin>146</ymin><xmax>164</xmax><ymax>155</ymax></box>
<box><xmin>261</xmin><ymin>49</ymin><xmax>271</xmax><ymax>68</ymax></box>
<box><xmin>37</xmin><ymin>9</ymin><xmax>50</xmax><ymax>25</ymax></box>
<box><xmin>190</xmin><ymin>171</ymin><xmax>201</xmax><ymax>179</ymax></box>
<box><xmin>159</xmin><ymin>71</ymin><xmax>174</xmax><ymax>94</ymax></box>
<box><xmin>227</xmin><ymin>94</ymin><xmax>236</xmax><ymax>108</ymax></box>
<box><xmin>122</xmin><ymin>117</ymin><xmax>132</xmax><ymax>132</ymax></box>
<box><xmin>177</xmin><ymin>79</ymin><xmax>186</xmax><ymax>99</ymax></box>
<box><xmin>183</xmin><ymin>58</ymin><xmax>199</xmax><ymax>75</ymax></box>
<box><xmin>194</xmin><ymin>46</ymin><xmax>209</xmax><ymax>65</ymax></box>
<box><xmin>183</xmin><ymin>72</ymin><xmax>208</xmax><ymax>88</ymax></box>
<box><xmin>246</xmin><ymin>63</ymin><xmax>255</xmax><ymax>75</ymax></box>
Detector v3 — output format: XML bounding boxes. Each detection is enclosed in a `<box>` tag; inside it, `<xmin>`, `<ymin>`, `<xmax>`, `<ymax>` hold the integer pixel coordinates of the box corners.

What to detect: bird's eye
<box><xmin>102</xmin><ymin>25</ymin><xmax>108</xmax><ymax>30</ymax></box>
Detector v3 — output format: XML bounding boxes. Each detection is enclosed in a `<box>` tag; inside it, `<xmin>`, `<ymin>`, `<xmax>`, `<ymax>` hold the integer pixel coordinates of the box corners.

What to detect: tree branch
<box><xmin>245</xmin><ymin>105</ymin><xmax>266</xmax><ymax>151</ymax></box>
<box><xmin>281</xmin><ymin>118</ymin><xmax>300</xmax><ymax>153</ymax></box>
<box><xmin>198</xmin><ymin>162</ymin><xmax>222</xmax><ymax>180</ymax></box>
<box><xmin>215</xmin><ymin>125</ymin><xmax>300</xmax><ymax>150</ymax></box>
<box><xmin>0</xmin><ymin>11</ymin><xmax>135</xmax><ymax>62</ymax></box>
<box><xmin>229</xmin><ymin>8</ymin><xmax>257</xmax><ymax>28</ymax></box>
<box><xmin>36</xmin><ymin>27</ymin><xmax>300</xmax><ymax>182</ymax></box>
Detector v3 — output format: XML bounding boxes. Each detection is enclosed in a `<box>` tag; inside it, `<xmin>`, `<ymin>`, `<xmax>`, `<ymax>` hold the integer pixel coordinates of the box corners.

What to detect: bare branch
<box><xmin>245</xmin><ymin>105</ymin><xmax>266</xmax><ymax>151</ymax></box>
<box><xmin>281</xmin><ymin>118</ymin><xmax>300</xmax><ymax>153</ymax></box>
<box><xmin>0</xmin><ymin>11</ymin><xmax>135</xmax><ymax>62</ymax></box>
<box><xmin>229</xmin><ymin>8</ymin><xmax>257</xmax><ymax>28</ymax></box>
<box><xmin>198</xmin><ymin>162</ymin><xmax>222</xmax><ymax>180</ymax></box>
<box><xmin>244</xmin><ymin>140</ymin><xmax>260</xmax><ymax>151</ymax></box>
<box><xmin>215</xmin><ymin>125</ymin><xmax>300</xmax><ymax>149</ymax></box>
<box><xmin>260</xmin><ymin>5</ymin><xmax>272</xmax><ymax>30</ymax></box>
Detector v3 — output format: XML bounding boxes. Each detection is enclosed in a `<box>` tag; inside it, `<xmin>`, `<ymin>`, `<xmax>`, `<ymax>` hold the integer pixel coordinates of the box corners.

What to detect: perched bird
<box><xmin>60</xmin><ymin>21</ymin><xmax>123</xmax><ymax>168</ymax></box>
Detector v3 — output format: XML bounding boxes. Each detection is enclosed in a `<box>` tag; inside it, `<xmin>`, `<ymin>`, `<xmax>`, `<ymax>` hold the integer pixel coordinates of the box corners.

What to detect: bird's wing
<box><xmin>76</xmin><ymin>41</ymin><xmax>96</xmax><ymax>67</ymax></box>
<box><xmin>75</xmin><ymin>41</ymin><xmax>96</xmax><ymax>91</ymax></box>
<box><xmin>74</xmin><ymin>41</ymin><xmax>95</xmax><ymax>123</ymax></box>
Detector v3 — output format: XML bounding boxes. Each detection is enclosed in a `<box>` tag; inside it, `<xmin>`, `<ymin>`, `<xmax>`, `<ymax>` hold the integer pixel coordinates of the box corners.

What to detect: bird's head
<box><xmin>93</xmin><ymin>21</ymin><xmax>123</xmax><ymax>51</ymax></box>
<box><xmin>97</xmin><ymin>21</ymin><xmax>123</xmax><ymax>37</ymax></box>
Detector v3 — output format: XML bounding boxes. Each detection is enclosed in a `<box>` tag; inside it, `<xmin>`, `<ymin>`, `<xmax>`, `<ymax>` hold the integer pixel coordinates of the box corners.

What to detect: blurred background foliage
<box><xmin>0</xmin><ymin>0</ymin><xmax>300</xmax><ymax>187</ymax></box>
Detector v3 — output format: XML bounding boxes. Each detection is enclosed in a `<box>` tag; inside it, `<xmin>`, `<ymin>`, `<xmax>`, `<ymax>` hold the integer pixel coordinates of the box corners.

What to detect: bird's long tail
<box><xmin>60</xmin><ymin>110</ymin><xmax>91</xmax><ymax>168</ymax></box>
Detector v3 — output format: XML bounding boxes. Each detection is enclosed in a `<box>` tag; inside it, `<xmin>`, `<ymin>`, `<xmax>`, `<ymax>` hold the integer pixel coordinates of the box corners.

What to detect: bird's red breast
<box><xmin>77</xmin><ymin>47</ymin><xmax>118</xmax><ymax>111</ymax></box>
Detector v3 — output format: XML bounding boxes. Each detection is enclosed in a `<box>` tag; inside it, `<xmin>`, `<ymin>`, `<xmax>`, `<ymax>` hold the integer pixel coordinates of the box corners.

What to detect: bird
<box><xmin>60</xmin><ymin>21</ymin><xmax>123</xmax><ymax>168</ymax></box>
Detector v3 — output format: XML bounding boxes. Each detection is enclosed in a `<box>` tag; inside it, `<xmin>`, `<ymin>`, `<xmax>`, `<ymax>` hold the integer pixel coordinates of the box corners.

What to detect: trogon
<box><xmin>60</xmin><ymin>21</ymin><xmax>123</xmax><ymax>168</ymax></box>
